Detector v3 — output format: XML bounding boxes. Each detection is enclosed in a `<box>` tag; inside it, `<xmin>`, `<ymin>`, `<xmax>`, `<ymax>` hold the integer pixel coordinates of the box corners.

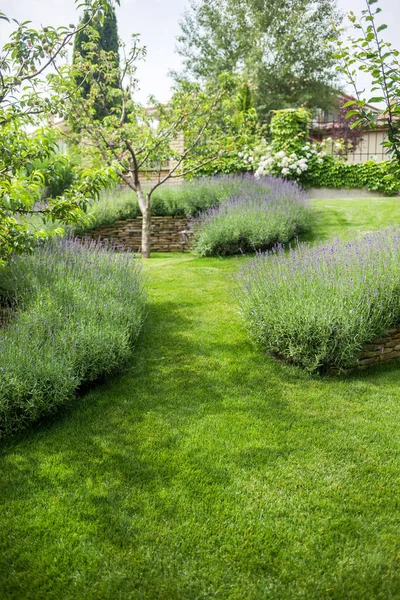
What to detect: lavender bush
<box><xmin>0</xmin><ymin>238</ymin><xmax>145</xmax><ymax>436</ymax></box>
<box><xmin>194</xmin><ymin>176</ymin><xmax>312</xmax><ymax>256</ymax></box>
<box><xmin>236</xmin><ymin>229</ymin><xmax>400</xmax><ymax>373</ymax></box>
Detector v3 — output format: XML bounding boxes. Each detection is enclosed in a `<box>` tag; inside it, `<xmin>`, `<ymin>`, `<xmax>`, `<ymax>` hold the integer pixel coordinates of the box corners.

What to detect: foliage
<box><xmin>236</xmin><ymin>80</ymin><xmax>254</xmax><ymax>113</ymax></box>
<box><xmin>328</xmin><ymin>96</ymin><xmax>366</xmax><ymax>154</ymax></box>
<box><xmin>193</xmin><ymin>175</ymin><xmax>312</xmax><ymax>256</ymax></box>
<box><xmin>29</xmin><ymin>153</ymin><xmax>76</xmax><ymax>199</ymax></box>
<box><xmin>47</xmin><ymin>176</ymin><xmax>270</xmax><ymax>235</ymax></box>
<box><xmin>175</xmin><ymin>0</ymin><xmax>342</xmax><ymax>122</ymax></box>
<box><xmin>236</xmin><ymin>228</ymin><xmax>400</xmax><ymax>372</ymax></box>
<box><xmin>0</xmin><ymin>1</ymin><xmax>115</xmax><ymax>263</ymax></box>
<box><xmin>242</xmin><ymin>109</ymin><xmax>400</xmax><ymax>195</ymax></box>
<box><xmin>150</xmin><ymin>176</ymin><xmax>246</xmax><ymax>216</ymax></box>
<box><xmin>304</xmin><ymin>158</ymin><xmax>400</xmax><ymax>195</ymax></box>
<box><xmin>269</xmin><ymin>108</ymin><xmax>310</xmax><ymax>154</ymax></box>
<box><xmin>184</xmin><ymin>103</ymin><xmax>267</xmax><ymax>177</ymax></box>
<box><xmin>73</xmin><ymin>4</ymin><xmax>121</xmax><ymax>120</ymax></box>
<box><xmin>0</xmin><ymin>237</ymin><xmax>145</xmax><ymax>437</ymax></box>
<box><xmin>334</xmin><ymin>0</ymin><xmax>400</xmax><ymax>165</ymax></box>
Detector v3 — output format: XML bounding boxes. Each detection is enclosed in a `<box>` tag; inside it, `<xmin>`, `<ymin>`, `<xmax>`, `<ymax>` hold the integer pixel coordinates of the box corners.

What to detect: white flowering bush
<box><xmin>239</xmin><ymin>140</ymin><xmax>331</xmax><ymax>183</ymax></box>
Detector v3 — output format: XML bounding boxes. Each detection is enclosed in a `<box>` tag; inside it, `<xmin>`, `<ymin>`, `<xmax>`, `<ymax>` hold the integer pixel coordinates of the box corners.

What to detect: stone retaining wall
<box><xmin>81</xmin><ymin>216</ymin><xmax>191</xmax><ymax>253</ymax></box>
<box><xmin>329</xmin><ymin>328</ymin><xmax>400</xmax><ymax>374</ymax></box>
<box><xmin>357</xmin><ymin>328</ymin><xmax>400</xmax><ymax>368</ymax></box>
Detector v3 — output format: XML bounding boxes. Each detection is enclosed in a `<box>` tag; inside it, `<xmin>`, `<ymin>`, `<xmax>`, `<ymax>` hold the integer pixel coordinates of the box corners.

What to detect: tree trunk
<box><xmin>141</xmin><ymin>195</ymin><xmax>151</xmax><ymax>259</ymax></box>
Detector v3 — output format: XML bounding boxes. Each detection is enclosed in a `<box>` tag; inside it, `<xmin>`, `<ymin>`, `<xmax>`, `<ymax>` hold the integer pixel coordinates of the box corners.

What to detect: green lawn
<box><xmin>309</xmin><ymin>196</ymin><xmax>400</xmax><ymax>241</ymax></box>
<box><xmin>2</xmin><ymin>197</ymin><xmax>400</xmax><ymax>599</ymax></box>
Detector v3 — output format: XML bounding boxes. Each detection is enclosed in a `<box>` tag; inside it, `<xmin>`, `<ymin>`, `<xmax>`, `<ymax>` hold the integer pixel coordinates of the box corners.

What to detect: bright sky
<box><xmin>0</xmin><ymin>0</ymin><xmax>399</xmax><ymax>104</ymax></box>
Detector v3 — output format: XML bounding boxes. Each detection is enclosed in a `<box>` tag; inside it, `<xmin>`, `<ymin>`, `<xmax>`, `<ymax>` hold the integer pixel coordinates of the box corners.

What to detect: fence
<box><xmin>311</xmin><ymin>118</ymin><xmax>388</xmax><ymax>164</ymax></box>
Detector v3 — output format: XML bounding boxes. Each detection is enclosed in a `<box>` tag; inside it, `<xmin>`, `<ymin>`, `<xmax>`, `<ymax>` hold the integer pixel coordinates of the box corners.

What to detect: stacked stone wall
<box><xmin>329</xmin><ymin>328</ymin><xmax>400</xmax><ymax>374</ymax></box>
<box><xmin>357</xmin><ymin>328</ymin><xmax>400</xmax><ymax>368</ymax></box>
<box><xmin>81</xmin><ymin>216</ymin><xmax>190</xmax><ymax>253</ymax></box>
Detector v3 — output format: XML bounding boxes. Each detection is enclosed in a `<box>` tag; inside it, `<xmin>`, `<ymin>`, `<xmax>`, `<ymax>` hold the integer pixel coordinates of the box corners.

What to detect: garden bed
<box><xmin>329</xmin><ymin>328</ymin><xmax>400</xmax><ymax>374</ymax></box>
<box><xmin>193</xmin><ymin>176</ymin><xmax>312</xmax><ymax>256</ymax></box>
<box><xmin>0</xmin><ymin>238</ymin><xmax>145</xmax><ymax>437</ymax></box>
<box><xmin>236</xmin><ymin>229</ymin><xmax>400</xmax><ymax>373</ymax></box>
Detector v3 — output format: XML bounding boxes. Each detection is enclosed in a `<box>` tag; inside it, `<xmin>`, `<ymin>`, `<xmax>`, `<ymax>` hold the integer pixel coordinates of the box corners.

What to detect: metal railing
<box><xmin>310</xmin><ymin>118</ymin><xmax>388</xmax><ymax>163</ymax></box>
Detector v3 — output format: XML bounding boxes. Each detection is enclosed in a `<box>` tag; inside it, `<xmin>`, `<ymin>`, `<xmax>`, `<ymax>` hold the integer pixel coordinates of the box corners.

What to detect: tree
<box><xmin>55</xmin><ymin>31</ymin><xmax>262</xmax><ymax>258</ymax></box>
<box><xmin>334</xmin><ymin>0</ymin><xmax>400</xmax><ymax>165</ymax></box>
<box><xmin>0</xmin><ymin>1</ymin><xmax>116</xmax><ymax>264</ymax></box>
<box><xmin>174</xmin><ymin>0</ymin><xmax>343</xmax><ymax>122</ymax></box>
<box><xmin>73</xmin><ymin>3</ymin><xmax>120</xmax><ymax>120</ymax></box>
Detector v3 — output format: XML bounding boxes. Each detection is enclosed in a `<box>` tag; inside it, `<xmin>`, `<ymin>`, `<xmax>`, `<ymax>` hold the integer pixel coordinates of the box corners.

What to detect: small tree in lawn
<box><xmin>0</xmin><ymin>1</ymin><xmax>115</xmax><ymax>264</ymax></box>
<box><xmin>334</xmin><ymin>0</ymin><xmax>400</xmax><ymax>165</ymax></box>
<box><xmin>58</xmin><ymin>31</ymin><xmax>247</xmax><ymax>258</ymax></box>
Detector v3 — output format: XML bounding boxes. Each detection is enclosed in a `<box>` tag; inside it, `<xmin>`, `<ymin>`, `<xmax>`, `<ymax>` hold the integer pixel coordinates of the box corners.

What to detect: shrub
<box><xmin>305</xmin><ymin>158</ymin><xmax>400</xmax><ymax>196</ymax></box>
<box><xmin>235</xmin><ymin>229</ymin><xmax>400</xmax><ymax>373</ymax></box>
<box><xmin>151</xmin><ymin>177</ymin><xmax>234</xmax><ymax>216</ymax></box>
<box><xmin>244</xmin><ymin>109</ymin><xmax>400</xmax><ymax>196</ymax></box>
<box><xmin>63</xmin><ymin>176</ymin><xmax>266</xmax><ymax>235</ymax></box>
<box><xmin>193</xmin><ymin>175</ymin><xmax>312</xmax><ymax>256</ymax></box>
<box><xmin>70</xmin><ymin>188</ymin><xmax>142</xmax><ymax>234</ymax></box>
<box><xmin>0</xmin><ymin>238</ymin><xmax>145</xmax><ymax>436</ymax></box>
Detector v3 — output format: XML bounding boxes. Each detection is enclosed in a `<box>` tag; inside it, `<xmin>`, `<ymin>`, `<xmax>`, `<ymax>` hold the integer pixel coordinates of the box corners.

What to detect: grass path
<box><xmin>2</xmin><ymin>249</ymin><xmax>400</xmax><ymax>598</ymax></box>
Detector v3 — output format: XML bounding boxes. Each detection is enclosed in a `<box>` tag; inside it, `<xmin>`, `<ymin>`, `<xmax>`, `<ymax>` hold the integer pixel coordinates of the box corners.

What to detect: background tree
<box><xmin>334</xmin><ymin>0</ymin><xmax>400</xmax><ymax>165</ymax></box>
<box><xmin>0</xmin><ymin>1</ymin><xmax>114</xmax><ymax>264</ymax></box>
<box><xmin>73</xmin><ymin>3</ymin><xmax>121</xmax><ymax>120</ymax></box>
<box><xmin>57</xmin><ymin>32</ymin><xmax>262</xmax><ymax>258</ymax></box>
<box><xmin>174</xmin><ymin>0</ymin><xmax>343</xmax><ymax>123</ymax></box>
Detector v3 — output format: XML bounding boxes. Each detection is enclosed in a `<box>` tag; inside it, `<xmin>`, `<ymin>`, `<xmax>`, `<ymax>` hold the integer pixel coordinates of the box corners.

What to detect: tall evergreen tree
<box><xmin>73</xmin><ymin>10</ymin><xmax>91</xmax><ymax>100</ymax></box>
<box><xmin>73</xmin><ymin>4</ymin><xmax>121</xmax><ymax>120</ymax></box>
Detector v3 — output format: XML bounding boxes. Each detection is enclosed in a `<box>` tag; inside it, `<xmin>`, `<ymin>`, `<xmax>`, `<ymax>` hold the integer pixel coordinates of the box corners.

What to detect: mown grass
<box><xmin>1</xmin><ymin>197</ymin><xmax>400</xmax><ymax>598</ymax></box>
<box><xmin>309</xmin><ymin>196</ymin><xmax>400</xmax><ymax>241</ymax></box>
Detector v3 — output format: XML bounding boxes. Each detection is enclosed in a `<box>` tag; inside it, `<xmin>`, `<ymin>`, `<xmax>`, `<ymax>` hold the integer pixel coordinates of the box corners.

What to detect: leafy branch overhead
<box><xmin>0</xmin><ymin>0</ymin><xmax>118</xmax><ymax>263</ymax></box>
<box><xmin>333</xmin><ymin>0</ymin><xmax>400</xmax><ymax>164</ymax></box>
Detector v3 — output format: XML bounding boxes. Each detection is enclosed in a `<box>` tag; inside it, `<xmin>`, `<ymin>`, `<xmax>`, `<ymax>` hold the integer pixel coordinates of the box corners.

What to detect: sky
<box><xmin>1</xmin><ymin>0</ymin><xmax>399</xmax><ymax>104</ymax></box>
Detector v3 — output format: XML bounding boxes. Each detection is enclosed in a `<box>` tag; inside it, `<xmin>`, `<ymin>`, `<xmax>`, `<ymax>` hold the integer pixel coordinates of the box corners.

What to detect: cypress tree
<box><xmin>73</xmin><ymin>5</ymin><xmax>121</xmax><ymax>120</ymax></box>
<box><xmin>72</xmin><ymin>9</ymin><xmax>91</xmax><ymax>100</ymax></box>
<box><xmin>102</xmin><ymin>10</ymin><xmax>119</xmax><ymax>59</ymax></box>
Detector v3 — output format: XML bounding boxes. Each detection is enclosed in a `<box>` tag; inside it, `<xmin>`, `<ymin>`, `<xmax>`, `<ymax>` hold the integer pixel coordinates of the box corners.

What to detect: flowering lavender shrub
<box><xmin>236</xmin><ymin>229</ymin><xmax>400</xmax><ymax>373</ymax></box>
<box><xmin>37</xmin><ymin>176</ymin><xmax>257</xmax><ymax>236</ymax></box>
<box><xmin>193</xmin><ymin>175</ymin><xmax>312</xmax><ymax>256</ymax></box>
<box><xmin>0</xmin><ymin>238</ymin><xmax>145</xmax><ymax>436</ymax></box>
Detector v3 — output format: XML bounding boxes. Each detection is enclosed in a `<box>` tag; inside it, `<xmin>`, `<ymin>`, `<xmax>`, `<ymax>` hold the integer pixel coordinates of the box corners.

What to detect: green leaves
<box><xmin>335</xmin><ymin>0</ymin><xmax>400</xmax><ymax>165</ymax></box>
<box><xmin>175</xmin><ymin>0</ymin><xmax>343</xmax><ymax>122</ymax></box>
<box><xmin>0</xmin><ymin>1</ymin><xmax>114</xmax><ymax>262</ymax></box>
<box><xmin>368</xmin><ymin>96</ymin><xmax>385</xmax><ymax>103</ymax></box>
<box><xmin>377</xmin><ymin>24</ymin><xmax>388</xmax><ymax>33</ymax></box>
